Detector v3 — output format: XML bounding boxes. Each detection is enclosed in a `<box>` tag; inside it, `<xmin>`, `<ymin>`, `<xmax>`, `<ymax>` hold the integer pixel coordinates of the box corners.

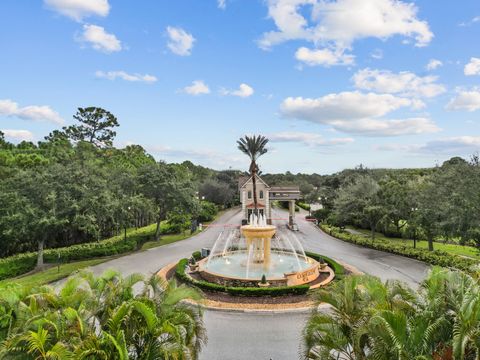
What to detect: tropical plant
<box><xmin>0</xmin><ymin>270</ymin><xmax>206</xmax><ymax>359</ymax></box>
<box><xmin>237</xmin><ymin>135</ymin><xmax>269</xmax><ymax>215</ymax></box>
<box><xmin>303</xmin><ymin>268</ymin><xmax>480</xmax><ymax>360</ymax></box>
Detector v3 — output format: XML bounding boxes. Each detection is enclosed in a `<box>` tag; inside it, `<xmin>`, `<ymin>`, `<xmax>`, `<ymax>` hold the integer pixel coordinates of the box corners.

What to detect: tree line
<box><xmin>0</xmin><ymin>107</ymin><xmax>241</xmax><ymax>266</ymax></box>
<box><xmin>267</xmin><ymin>158</ymin><xmax>480</xmax><ymax>251</ymax></box>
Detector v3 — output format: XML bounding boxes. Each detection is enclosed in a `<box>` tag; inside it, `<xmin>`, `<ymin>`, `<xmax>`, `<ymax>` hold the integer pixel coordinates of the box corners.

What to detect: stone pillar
<box><xmin>266</xmin><ymin>192</ymin><xmax>271</xmax><ymax>224</ymax></box>
<box><xmin>288</xmin><ymin>200</ymin><xmax>295</xmax><ymax>227</ymax></box>
<box><xmin>242</xmin><ymin>190</ymin><xmax>246</xmax><ymax>220</ymax></box>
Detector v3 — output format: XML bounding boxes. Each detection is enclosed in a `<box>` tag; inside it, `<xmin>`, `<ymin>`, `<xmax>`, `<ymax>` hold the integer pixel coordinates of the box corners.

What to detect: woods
<box><xmin>0</xmin><ymin>107</ymin><xmax>238</xmax><ymax>268</ymax></box>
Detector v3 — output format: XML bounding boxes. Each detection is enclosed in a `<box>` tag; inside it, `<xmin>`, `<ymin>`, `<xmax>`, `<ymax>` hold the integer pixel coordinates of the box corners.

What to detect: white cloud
<box><xmin>44</xmin><ymin>0</ymin><xmax>109</xmax><ymax>21</ymax></box>
<box><xmin>1</xmin><ymin>129</ymin><xmax>34</xmax><ymax>142</ymax></box>
<box><xmin>370</xmin><ymin>49</ymin><xmax>383</xmax><ymax>60</ymax></box>
<box><xmin>0</xmin><ymin>99</ymin><xmax>64</xmax><ymax>125</ymax></box>
<box><xmin>218</xmin><ymin>0</ymin><xmax>226</xmax><ymax>9</ymax></box>
<box><xmin>221</xmin><ymin>83</ymin><xmax>254</xmax><ymax>98</ymax></box>
<box><xmin>77</xmin><ymin>24</ymin><xmax>122</xmax><ymax>53</ymax></box>
<box><xmin>280</xmin><ymin>91</ymin><xmax>439</xmax><ymax>136</ymax></box>
<box><xmin>143</xmin><ymin>144</ymin><xmax>246</xmax><ymax>169</ymax></box>
<box><xmin>182</xmin><ymin>80</ymin><xmax>210</xmax><ymax>95</ymax></box>
<box><xmin>352</xmin><ymin>68</ymin><xmax>446</xmax><ymax>98</ymax></box>
<box><xmin>376</xmin><ymin>136</ymin><xmax>480</xmax><ymax>155</ymax></box>
<box><xmin>95</xmin><ymin>70</ymin><xmax>157</xmax><ymax>83</ymax></box>
<box><xmin>426</xmin><ymin>59</ymin><xmax>442</xmax><ymax>70</ymax></box>
<box><xmin>295</xmin><ymin>46</ymin><xmax>354</xmax><ymax>66</ymax></box>
<box><xmin>269</xmin><ymin>131</ymin><xmax>354</xmax><ymax>146</ymax></box>
<box><xmin>446</xmin><ymin>88</ymin><xmax>480</xmax><ymax>112</ymax></box>
<box><xmin>259</xmin><ymin>0</ymin><xmax>433</xmax><ymax>51</ymax></box>
<box><xmin>166</xmin><ymin>26</ymin><xmax>195</xmax><ymax>56</ymax></box>
<box><xmin>464</xmin><ymin>57</ymin><xmax>480</xmax><ymax>76</ymax></box>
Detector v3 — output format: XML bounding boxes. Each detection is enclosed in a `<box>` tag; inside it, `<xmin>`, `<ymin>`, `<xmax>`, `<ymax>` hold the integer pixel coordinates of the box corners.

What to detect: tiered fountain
<box><xmin>197</xmin><ymin>214</ymin><xmax>321</xmax><ymax>287</ymax></box>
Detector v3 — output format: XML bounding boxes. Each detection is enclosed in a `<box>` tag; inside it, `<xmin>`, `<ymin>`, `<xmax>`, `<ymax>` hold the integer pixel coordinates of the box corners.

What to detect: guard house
<box><xmin>238</xmin><ymin>175</ymin><xmax>301</xmax><ymax>227</ymax></box>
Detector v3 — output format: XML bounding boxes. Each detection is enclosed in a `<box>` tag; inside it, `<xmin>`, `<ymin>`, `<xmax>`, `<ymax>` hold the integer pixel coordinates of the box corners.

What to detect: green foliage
<box><xmin>303</xmin><ymin>268</ymin><xmax>480</xmax><ymax>360</ymax></box>
<box><xmin>261</xmin><ymin>274</ymin><xmax>267</xmax><ymax>284</ymax></box>
<box><xmin>63</xmin><ymin>107</ymin><xmax>119</xmax><ymax>147</ymax></box>
<box><xmin>197</xmin><ymin>201</ymin><xmax>218</xmax><ymax>223</ymax></box>
<box><xmin>174</xmin><ymin>251</ymin><xmax>341</xmax><ymax>296</ymax></box>
<box><xmin>305</xmin><ymin>251</ymin><xmax>345</xmax><ymax>280</ymax></box>
<box><xmin>0</xmin><ymin>270</ymin><xmax>206</xmax><ymax>359</ymax></box>
<box><xmin>321</xmin><ymin>224</ymin><xmax>478</xmax><ymax>274</ymax></box>
<box><xmin>297</xmin><ymin>202</ymin><xmax>311</xmax><ymax>211</ymax></box>
<box><xmin>0</xmin><ymin>225</ymin><xmax>154</xmax><ymax>281</ymax></box>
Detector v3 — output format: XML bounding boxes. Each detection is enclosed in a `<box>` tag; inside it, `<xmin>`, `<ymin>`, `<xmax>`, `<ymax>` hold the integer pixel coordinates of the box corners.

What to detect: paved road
<box><xmin>81</xmin><ymin>207</ymin><xmax>429</xmax><ymax>360</ymax></box>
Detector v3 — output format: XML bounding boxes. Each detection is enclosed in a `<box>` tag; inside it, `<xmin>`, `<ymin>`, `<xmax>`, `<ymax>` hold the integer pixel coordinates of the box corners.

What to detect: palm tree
<box><xmin>237</xmin><ymin>135</ymin><xmax>269</xmax><ymax>217</ymax></box>
<box><xmin>0</xmin><ymin>270</ymin><xmax>206</xmax><ymax>360</ymax></box>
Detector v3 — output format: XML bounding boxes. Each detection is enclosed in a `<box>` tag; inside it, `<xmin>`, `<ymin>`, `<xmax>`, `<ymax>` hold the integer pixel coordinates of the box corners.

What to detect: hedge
<box><xmin>320</xmin><ymin>224</ymin><xmax>478</xmax><ymax>274</ymax></box>
<box><xmin>175</xmin><ymin>258</ymin><xmax>310</xmax><ymax>296</ymax></box>
<box><xmin>0</xmin><ymin>226</ymin><xmax>155</xmax><ymax>281</ymax></box>
<box><xmin>296</xmin><ymin>202</ymin><xmax>311</xmax><ymax>211</ymax></box>
<box><xmin>305</xmin><ymin>251</ymin><xmax>344</xmax><ymax>280</ymax></box>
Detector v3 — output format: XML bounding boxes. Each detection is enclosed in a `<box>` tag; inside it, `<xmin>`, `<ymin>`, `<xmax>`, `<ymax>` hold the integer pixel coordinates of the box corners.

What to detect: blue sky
<box><xmin>1</xmin><ymin>0</ymin><xmax>479</xmax><ymax>174</ymax></box>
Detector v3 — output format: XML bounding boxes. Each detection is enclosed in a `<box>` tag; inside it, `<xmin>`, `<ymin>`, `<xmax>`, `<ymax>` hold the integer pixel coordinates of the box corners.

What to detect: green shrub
<box><xmin>175</xmin><ymin>255</ymin><xmax>315</xmax><ymax>297</ymax></box>
<box><xmin>297</xmin><ymin>202</ymin><xmax>311</xmax><ymax>211</ymax></box>
<box><xmin>320</xmin><ymin>224</ymin><xmax>478</xmax><ymax>274</ymax></box>
<box><xmin>197</xmin><ymin>201</ymin><xmax>218</xmax><ymax>223</ymax></box>
<box><xmin>305</xmin><ymin>251</ymin><xmax>345</xmax><ymax>280</ymax></box>
<box><xmin>0</xmin><ymin>226</ymin><xmax>155</xmax><ymax>281</ymax></box>
<box><xmin>191</xmin><ymin>251</ymin><xmax>202</xmax><ymax>261</ymax></box>
<box><xmin>0</xmin><ymin>253</ymin><xmax>37</xmax><ymax>280</ymax></box>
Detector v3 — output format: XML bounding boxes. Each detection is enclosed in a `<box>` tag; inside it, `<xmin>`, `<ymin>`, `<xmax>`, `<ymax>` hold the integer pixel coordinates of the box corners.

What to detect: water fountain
<box><xmin>197</xmin><ymin>214</ymin><xmax>321</xmax><ymax>287</ymax></box>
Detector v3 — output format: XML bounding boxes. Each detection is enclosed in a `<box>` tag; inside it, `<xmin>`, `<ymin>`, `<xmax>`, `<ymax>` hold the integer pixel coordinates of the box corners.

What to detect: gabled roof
<box><xmin>239</xmin><ymin>174</ymin><xmax>270</xmax><ymax>189</ymax></box>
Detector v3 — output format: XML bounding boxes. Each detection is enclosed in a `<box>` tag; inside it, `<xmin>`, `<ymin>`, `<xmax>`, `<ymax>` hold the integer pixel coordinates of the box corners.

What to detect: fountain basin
<box><xmin>240</xmin><ymin>224</ymin><xmax>276</xmax><ymax>240</ymax></box>
<box><xmin>198</xmin><ymin>250</ymin><xmax>320</xmax><ymax>287</ymax></box>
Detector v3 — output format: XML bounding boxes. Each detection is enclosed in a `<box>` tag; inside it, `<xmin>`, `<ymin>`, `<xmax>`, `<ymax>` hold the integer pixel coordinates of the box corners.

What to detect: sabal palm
<box><xmin>237</xmin><ymin>135</ymin><xmax>268</xmax><ymax>214</ymax></box>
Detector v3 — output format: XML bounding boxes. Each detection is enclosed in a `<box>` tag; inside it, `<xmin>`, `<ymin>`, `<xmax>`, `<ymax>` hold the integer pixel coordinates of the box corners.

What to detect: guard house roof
<box><xmin>269</xmin><ymin>186</ymin><xmax>301</xmax><ymax>200</ymax></box>
<box><xmin>238</xmin><ymin>174</ymin><xmax>270</xmax><ymax>190</ymax></box>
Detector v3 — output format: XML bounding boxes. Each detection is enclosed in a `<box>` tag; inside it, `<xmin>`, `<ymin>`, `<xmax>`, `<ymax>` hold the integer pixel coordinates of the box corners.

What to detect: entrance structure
<box><xmin>238</xmin><ymin>175</ymin><xmax>301</xmax><ymax>227</ymax></box>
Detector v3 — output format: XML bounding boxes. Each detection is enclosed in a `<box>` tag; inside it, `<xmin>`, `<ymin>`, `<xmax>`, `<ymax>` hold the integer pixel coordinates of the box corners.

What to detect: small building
<box><xmin>238</xmin><ymin>175</ymin><xmax>301</xmax><ymax>227</ymax></box>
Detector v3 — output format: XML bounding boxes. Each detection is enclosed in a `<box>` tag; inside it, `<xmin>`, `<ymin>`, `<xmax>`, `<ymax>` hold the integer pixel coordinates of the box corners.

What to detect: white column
<box><xmin>242</xmin><ymin>190</ymin><xmax>246</xmax><ymax>219</ymax></box>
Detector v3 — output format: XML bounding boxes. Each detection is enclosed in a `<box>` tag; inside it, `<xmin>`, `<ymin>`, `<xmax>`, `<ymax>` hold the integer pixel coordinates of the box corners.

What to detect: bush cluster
<box><xmin>175</xmin><ymin>258</ymin><xmax>311</xmax><ymax>296</ymax></box>
<box><xmin>320</xmin><ymin>224</ymin><xmax>478</xmax><ymax>274</ymax></box>
<box><xmin>0</xmin><ymin>227</ymin><xmax>154</xmax><ymax>281</ymax></box>
<box><xmin>296</xmin><ymin>202</ymin><xmax>311</xmax><ymax>211</ymax></box>
<box><xmin>304</xmin><ymin>251</ymin><xmax>345</xmax><ymax>280</ymax></box>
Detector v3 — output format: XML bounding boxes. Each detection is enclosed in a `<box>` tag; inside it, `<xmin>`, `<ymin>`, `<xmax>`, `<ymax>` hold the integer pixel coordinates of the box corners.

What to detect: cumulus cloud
<box><xmin>77</xmin><ymin>24</ymin><xmax>122</xmax><ymax>53</ymax></box>
<box><xmin>95</xmin><ymin>70</ymin><xmax>157</xmax><ymax>83</ymax></box>
<box><xmin>221</xmin><ymin>83</ymin><xmax>254</xmax><ymax>98</ymax></box>
<box><xmin>269</xmin><ymin>131</ymin><xmax>354</xmax><ymax>146</ymax></box>
<box><xmin>446</xmin><ymin>88</ymin><xmax>480</xmax><ymax>112</ymax></box>
<box><xmin>295</xmin><ymin>46</ymin><xmax>354</xmax><ymax>66</ymax></box>
<box><xmin>280</xmin><ymin>91</ymin><xmax>439</xmax><ymax>136</ymax></box>
<box><xmin>426</xmin><ymin>59</ymin><xmax>442</xmax><ymax>70</ymax></box>
<box><xmin>1</xmin><ymin>129</ymin><xmax>34</xmax><ymax>142</ymax></box>
<box><xmin>464</xmin><ymin>57</ymin><xmax>480</xmax><ymax>76</ymax></box>
<box><xmin>182</xmin><ymin>80</ymin><xmax>210</xmax><ymax>96</ymax></box>
<box><xmin>44</xmin><ymin>0</ymin><xmax>109</xmax><ymax>21</ymax></box>
<box><xmin>352</xmin><ymin>68</ymin><xmax>445</xmax><ymax>98</ymax></box>
<box><xmin>259</xmin><ymin>0</ymin><xmax>433</xmax><ymax>60</ymax></box>
<box><xmin>0</xmin><ymin>99</ymin><xmax>64</xmax><ymax>124</ymax></box>
<box><xmin>166</xmin><ymin>26</ymin><xmax>195</xmax><ymax>56</ymax></box>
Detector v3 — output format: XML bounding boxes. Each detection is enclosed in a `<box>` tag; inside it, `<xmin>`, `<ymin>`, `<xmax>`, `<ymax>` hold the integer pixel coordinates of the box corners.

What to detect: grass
<box><xmin>347</xmin><ymin>227</ymin><xmax>480</xmax><ymax>260</ymax></box>
<box><xmin>0</xmin><ymin>258</ymin><xmax>111</xmax><ymax>287</ymax></box>
<box><xmin>0</xmin><ymin>207</ymin><xmax>231</xmax><ymax>287</ymax></box>
<box><xmin>141</xmin><ymin>230</ymin><xmax>202</xmax><ymax>250</ymax></box>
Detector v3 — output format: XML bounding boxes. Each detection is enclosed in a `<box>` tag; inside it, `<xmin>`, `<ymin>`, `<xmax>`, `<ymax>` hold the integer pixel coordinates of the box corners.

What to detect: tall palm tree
<box><xmin>237</xmin><ymin>135</ymin><xmax>269</xmax><ymax>216</ymax></box>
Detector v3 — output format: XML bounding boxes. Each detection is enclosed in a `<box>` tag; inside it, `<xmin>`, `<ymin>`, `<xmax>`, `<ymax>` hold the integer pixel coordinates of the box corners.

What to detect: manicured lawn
<box><xmin>0</xmin><ymin>258</ymin><xmax>111</xmax><ymax>287</ymax></box>
<box><xmin>348</xmin><ymin>227</ymin><xmax>480</xmax><ymax>260</ymax></box>
<box><xmin>141</xmin><ymin>230</ymin><xmax>201</xmax><ymax>250</ymax></box>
